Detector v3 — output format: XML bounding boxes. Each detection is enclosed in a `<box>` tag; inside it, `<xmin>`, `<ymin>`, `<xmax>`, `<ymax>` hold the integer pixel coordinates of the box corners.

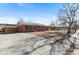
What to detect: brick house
<box><xmin>17</xmin><ymin>20</ymin><xmax>49</xmax><ymax>32</ymax></box>
<box><xmin>0</xmin><ymin>20</ymin><xmax>55</xmax><ymax>33</ymax></box>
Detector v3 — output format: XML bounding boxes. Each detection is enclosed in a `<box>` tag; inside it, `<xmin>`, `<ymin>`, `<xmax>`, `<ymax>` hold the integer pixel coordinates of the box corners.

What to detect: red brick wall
<box><xmin>35</xmin><ymin>26</ymin><xmax>47</xmax><ymax>31</ymax></box>
<box><xmin>17</xmin><ymin>25</ymin><xmax>26</xmax><ymax>32</ymax></box>
<box><xmin>18</xmin><ymin>25</ymin><xmax>47</xmax><ymax>32</ymax></box>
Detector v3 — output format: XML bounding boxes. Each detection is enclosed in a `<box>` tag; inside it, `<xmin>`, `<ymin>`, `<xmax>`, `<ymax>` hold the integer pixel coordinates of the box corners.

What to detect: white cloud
<box><xmin>27</xmin><ymin>14</ymin><xmax>57</xmax><ymax>25</ymax></box>
<box><xmin>17</xmin><ymin>3</ymin><xmax>35</xmax><ymax>9</ymax></box>
<box><xmin>0</xmin><ymin>17</ymin><xmax>18</xmax><ymax>24</ymax></box>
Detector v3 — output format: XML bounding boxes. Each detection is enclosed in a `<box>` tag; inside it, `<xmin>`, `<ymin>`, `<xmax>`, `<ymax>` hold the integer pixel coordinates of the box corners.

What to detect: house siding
<box><xmin>4</xmin><ymin>27</ymin><xmax>17</xmax><ymax>33</ymax></box>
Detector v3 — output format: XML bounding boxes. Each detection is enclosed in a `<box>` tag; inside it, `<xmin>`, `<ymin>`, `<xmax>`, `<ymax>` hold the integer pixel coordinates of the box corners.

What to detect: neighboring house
<box><xmin>0</xmin><ymin>24</ymin><xmax>17</xmax><ymax>33</ymax></box>
<box><xmin>3</xmin><ymin>26</ymin><xmax>17</xmax><ymax>33</ymax></box>
<box><xmin>54</xmin><ymin>25</ymin><xmax>68</xmax><ymax>30</ymax></box>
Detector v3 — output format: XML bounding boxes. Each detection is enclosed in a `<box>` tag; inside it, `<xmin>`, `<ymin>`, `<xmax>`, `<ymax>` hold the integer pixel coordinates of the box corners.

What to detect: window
<box><xmin>26</xmin><ymin>25</ymin><xmax>35</xmax><ymax>32</ymax></box>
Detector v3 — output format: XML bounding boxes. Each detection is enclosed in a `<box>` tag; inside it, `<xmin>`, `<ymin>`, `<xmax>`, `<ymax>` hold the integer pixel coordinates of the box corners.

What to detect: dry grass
<box><xmin>28</xmin><ymin>30</ymin><xmax>66</xmax><ymax>39</ymax></box>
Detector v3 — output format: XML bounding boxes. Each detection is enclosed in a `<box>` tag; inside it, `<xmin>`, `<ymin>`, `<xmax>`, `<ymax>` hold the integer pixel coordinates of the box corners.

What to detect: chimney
<box><xmin>17</xmin><ymin>18</ymin><xmax>26</xmax><ymax>26</ymax></box>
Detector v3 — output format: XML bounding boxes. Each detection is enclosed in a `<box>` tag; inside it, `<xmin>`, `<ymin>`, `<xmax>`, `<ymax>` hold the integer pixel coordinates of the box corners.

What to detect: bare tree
<box><xmin>21</xmin><ymin>3</ymin><xmax>79</xmax><ymax>55</ymax></box>
<box><xmin>57</xmin><ymin>3</ymin><xmax>79</xmax><ymax>54</ymax></box>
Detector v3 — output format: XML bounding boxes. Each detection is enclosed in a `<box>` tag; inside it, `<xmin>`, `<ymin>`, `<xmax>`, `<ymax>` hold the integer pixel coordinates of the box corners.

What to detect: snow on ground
<box><xmin>0</xmin><ymin>33</ymin><xmax>50</xmax><ymax>55</ymax></box>
<box><xmin>0</xmin><ymin>31</ymin><xmax>79</xmax><ymax>55</ymax></box>
<box><xmin>70</xmin><ymin>30</ymin><xmax>79</xmax><ymax>55</ymax></box>
<box><xmin>0</xmin><ymin>33</ymin><xmax>36</xmax><ymax>49</ymax></box>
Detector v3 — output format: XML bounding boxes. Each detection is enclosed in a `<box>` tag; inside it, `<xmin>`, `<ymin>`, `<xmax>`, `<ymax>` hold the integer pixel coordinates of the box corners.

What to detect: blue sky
<box><xmin>0</xmin><ymin>3</ymin><xmax>63</xmax><ymax>25</ymax></box>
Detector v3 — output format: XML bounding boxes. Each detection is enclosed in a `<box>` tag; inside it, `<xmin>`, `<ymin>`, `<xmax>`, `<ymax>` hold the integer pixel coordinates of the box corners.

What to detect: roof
<box><xmin>47</xmin><ymin>25</ymin><xmax>54</xmax><ymax>27</ymax></box>
<box><xmin>54</xmin><ymin>25</ymin><xmax>68</xmax><ymax>28</ymax></box>
<box><xmin>4</xmin><ymin>26</ymin><xmax>17</xmax><ymax>28</ymax></box>
<box><xmin>17</xmin><ymin>20</ymin><xmax>47</xmax><ymax>26</ymax></box>
<box><xmin>25</xmin><ymin>22</ymin><xmax>46</xmax><ymax>26</ymax></box>
<box><xmin>0</xmin><ymin>24</ymin><xmax>17</xmax><ymax>28</ymax></box>
<box><xmin>0</xmin><ymin>24</ymin><xmax>16</xmax><ymax>26</ymax></box>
